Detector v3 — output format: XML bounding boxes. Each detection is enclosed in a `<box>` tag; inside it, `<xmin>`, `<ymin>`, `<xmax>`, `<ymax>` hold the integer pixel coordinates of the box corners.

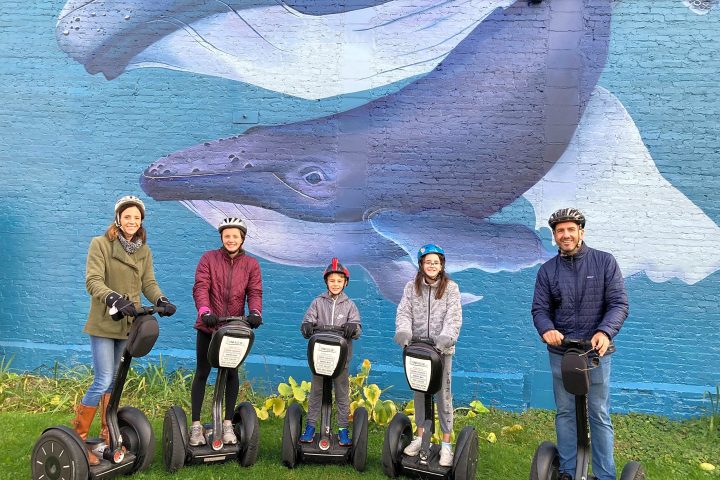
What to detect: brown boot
<box><xmin>99</xmin><ymin>393</ymin><xmax>111</xmax><ymax>445</ymax></box>
<box><xmin>71</xmin><ymin>403</ymin><xmax>101</xmax><ymax>466</ymax></box>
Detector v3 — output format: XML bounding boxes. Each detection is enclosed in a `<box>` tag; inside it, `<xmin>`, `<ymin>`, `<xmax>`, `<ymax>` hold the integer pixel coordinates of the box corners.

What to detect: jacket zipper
<box><xmin>331</xmin><ymin>296</ymin><xmax>337</xmax><ymax>326</ymax></box>
<box><xmin>427</xmin><ymin>284</ymin><xmax>432</xmax><ymax>337</ymax></box>
<box><xmin>223</xmin><ymin>257</ymin><xmax>234</xmax><ymax>317</ymax></box>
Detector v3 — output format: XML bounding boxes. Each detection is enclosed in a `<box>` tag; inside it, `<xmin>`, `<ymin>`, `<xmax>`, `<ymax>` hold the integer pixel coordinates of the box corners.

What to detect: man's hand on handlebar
<box><xmin>542</xmin><ymin>329</ymin><xmax>564</xmax><ymax>347</ymax></box>
<box><xmin>591</xmin><ymin>331</ymin><xmax>611</xmax><ymax>356</ymax></box>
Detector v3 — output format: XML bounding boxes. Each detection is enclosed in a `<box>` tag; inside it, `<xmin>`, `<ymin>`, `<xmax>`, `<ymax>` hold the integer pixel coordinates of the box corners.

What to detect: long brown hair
<box><xmin>105</xmin><ymin>223</ymin><xmax>147</xmax><ymax>243</ymax></box>
<box><xmin>413</xmin><ymin>255</ymin><xmax>450</xmax><ymax>299</ymax></box>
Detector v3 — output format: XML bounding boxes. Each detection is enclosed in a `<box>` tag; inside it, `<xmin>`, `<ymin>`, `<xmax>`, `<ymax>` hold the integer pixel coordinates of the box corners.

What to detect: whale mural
<box><xmin>54</xmin><ymin>0</ymin><xmax>720</xmax><ymax>304</ymax></box>
<box><xmin>56</xmin><ymin>0</ymin><xmax>516</xmax><ymax>100</ymax></box>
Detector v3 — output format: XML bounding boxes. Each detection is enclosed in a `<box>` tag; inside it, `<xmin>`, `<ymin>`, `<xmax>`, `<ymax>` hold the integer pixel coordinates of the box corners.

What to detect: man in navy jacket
<box><xmin>532</xmin><ymin>208</ymin><xmax>628</xmax><ymax>480</ymax></box>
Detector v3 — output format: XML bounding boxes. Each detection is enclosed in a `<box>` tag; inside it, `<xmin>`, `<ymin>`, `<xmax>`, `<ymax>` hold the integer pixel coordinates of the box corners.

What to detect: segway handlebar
<box><xmin>410</xmin><ymin>336</ymin><xmax>436</xmax><ymax>347</ymax></box>
<box><xmin>134</xmin><ymin>305</ymin><xmax>167</xmax><ymax>317</ymax></box>
<box><xmin>561</xmin><ymin>338</ymin><xmax>594</xmax><ymax>350</ymax></box>
<box><xmin>217</xmin><ymin>316</ymin><xmax>250</xmax><ymax>327</ymax></box>
<box><xmin>310</xmin><ymin>324</ymin><xmax>345</xmax><ymax>335</ymax></box>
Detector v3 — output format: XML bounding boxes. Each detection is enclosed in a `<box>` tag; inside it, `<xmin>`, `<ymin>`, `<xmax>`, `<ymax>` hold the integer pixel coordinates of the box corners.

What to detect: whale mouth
<box><xmin>56</xmin><ymin>0</ymin><xmax>517</xmax><ymax>99</ymax></box>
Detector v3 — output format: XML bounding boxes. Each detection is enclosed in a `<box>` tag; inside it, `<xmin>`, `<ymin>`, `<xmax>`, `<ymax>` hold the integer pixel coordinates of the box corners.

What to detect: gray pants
<box><xmin>306</xmin><ymin>368</ymin><xmax>350</xmax><ymax>429</ymax></box>
<box><xmin>413</xmin><ymin>354</ymin><xmax>453</xmax><ymax>435</ymax></box>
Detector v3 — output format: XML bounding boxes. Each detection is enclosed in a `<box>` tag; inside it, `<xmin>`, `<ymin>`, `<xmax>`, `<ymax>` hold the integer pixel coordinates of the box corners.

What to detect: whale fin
<box><xmin>523</xmin><ymin>86</ymin><xmax>720</xmax><ymax>284</ymax></box>
<box><xmin>361</xmin><ymin>259</ymin><xmax>483</xmax><ymax>306</ymax></box>
<box><xmin>57</xmin><ymin>0</ymin><xmax>514</xmax><ymax>99</ymax></box>
<box><xmin>369</xmin><ymin>209</ymin><xmax>553</xmax><ymax>274</ymax></box>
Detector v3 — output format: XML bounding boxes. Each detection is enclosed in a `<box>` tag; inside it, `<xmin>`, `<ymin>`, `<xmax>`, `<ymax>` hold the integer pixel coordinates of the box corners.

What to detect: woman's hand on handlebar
<box><xmin>301</xmin><ymin>322</ymin><xmax>314</xmax><ymax>339</ymax></box>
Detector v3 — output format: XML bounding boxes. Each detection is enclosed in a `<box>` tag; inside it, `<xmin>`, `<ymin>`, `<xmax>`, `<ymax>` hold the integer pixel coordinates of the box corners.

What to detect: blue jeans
<box><xmin>81</xmin><ymin>336</ymin><xmax>127</xmax><ymax>406</ymax></box>
<box><xmin>549</xmin><ymin>352</ymin><xmax>615</xmax><ymax>480</ymax></box>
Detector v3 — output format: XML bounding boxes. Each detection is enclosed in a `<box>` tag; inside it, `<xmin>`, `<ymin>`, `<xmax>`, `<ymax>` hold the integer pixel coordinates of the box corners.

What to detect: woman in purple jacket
<box><xmin>189</xmin><ymin>217</ymin><xmax>263</xmax><ymax>447</ymax></box>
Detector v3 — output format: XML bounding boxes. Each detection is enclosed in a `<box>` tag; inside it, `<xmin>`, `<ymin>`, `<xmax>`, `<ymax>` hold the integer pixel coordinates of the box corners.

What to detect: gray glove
<box><xmin>435</xmin><ymin>334</ymin><xmax>453</xmax><ymax>350</ymax></box>
<box><xmin>394</xmin><ymin>330</ymin><xmax>412</xmax><ymax>347</ymax></box>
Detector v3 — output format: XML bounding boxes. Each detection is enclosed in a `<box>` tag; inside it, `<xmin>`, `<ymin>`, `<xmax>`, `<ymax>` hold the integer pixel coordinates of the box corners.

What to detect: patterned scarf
<box><xmin>118</xmin><ymin>234</ymin><xmax>143</xmax><ymax>254</ymax></box>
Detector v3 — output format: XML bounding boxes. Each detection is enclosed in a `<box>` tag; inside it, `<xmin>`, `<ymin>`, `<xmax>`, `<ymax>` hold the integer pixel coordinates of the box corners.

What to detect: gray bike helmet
<box><xmin>114</xmin><ymin>195</ymin><xmax>145</xmax><ymax>226</ymax></box>
<box><xmin>548</xmin><ymin>208</ymin><xmax>586</xmax><ymax>229</ymax></box>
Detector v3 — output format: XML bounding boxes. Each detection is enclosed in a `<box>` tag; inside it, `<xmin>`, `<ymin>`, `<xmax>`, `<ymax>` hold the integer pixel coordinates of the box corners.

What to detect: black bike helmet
<box><xmin>323</xmin><ymin>258</ymin><xmax>350</xmax><ymax>284</ymax></box>
<box><xmin>548</xmin><ymin>208</ymin><xmax>586</xmax><ymax>230</ymax></box>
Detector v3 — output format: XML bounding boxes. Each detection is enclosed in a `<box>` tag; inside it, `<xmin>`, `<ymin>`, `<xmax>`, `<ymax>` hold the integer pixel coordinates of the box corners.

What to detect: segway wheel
<box><xmin>452</xmin><ymin>426</ymin><xmax>479</xmax><ymax>480</ymax></box>
<box><xmin>31</xmin><ymin>426</ymin><xmax>89</xmax><ymax>480</ymax></box>
<box><xmin>282</xmin><ymin>402</ymin><xmax>302</xmax><ymax>468</ymax></box>
<box><xmin>381</xmin><ymin>413</ymin><xmax>413</xmax><ymax>478</ymax></box>
<box><xmin>117</xmin><ymin>406</ymin><xmax>156</xmax><ymax>473</ymax></box>
<box><xmin>530</xmin><ymin>441</ymin><xmax>559</xmax><ymax>480</ymax></box>
<box><xmin>620</xmin><ymin>461</ymin><xmax>645</xmax><ymax>480</ymax></box>
<box><xmin>162</xmin><ymin>406</ymin><xmax>187</xmax><ymax>472</ymax></box>
<box><xmin>233</xmin><ymin>401</ymin><xmax>260</xmax><ymax>467</ymax></box>
<box><xmin>351</xmin><ymin>406</ymin><xmax>369</xmax><ymax>472</ymax></box>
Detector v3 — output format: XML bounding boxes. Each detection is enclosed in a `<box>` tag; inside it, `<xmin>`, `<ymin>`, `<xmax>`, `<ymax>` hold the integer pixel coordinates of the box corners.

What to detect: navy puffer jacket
<box><xmin>531</xmin><ymin>243</ymin><xmax>628</xmax><ymax>355</ymax></box>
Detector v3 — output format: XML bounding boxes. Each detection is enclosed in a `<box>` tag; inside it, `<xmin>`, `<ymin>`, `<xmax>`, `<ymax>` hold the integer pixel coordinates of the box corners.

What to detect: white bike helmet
<box><xmin>218</xmin><ymin>217</ymin><xmax>247</xmax><ymax>235</ymax></box>
<box><xmin>114</xmin><ymin>195</ymin><xmax>145</xmax><ymax>226</ymax></box>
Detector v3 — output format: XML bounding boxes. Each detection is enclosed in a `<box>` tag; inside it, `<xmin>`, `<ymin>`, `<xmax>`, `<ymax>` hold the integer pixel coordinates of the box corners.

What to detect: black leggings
<box><xmin>191</xmin><ymin>330</ymin><xmax>239</xmax><ymax>422</ymax></box>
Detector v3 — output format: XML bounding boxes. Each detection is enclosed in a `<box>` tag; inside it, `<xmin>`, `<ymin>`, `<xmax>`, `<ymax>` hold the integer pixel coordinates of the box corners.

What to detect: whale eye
<box><xmin>302</xmin><ymin>169</ymin><xmax>326</xmax><ymax>185</ymax></box>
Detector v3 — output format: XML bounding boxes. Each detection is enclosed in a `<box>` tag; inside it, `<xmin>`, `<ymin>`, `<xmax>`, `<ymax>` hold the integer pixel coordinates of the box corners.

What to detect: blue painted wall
<box><xmin>0</xmin><ymin>0</ymin><xmax>718</xmax><ymax>419</ymax></box>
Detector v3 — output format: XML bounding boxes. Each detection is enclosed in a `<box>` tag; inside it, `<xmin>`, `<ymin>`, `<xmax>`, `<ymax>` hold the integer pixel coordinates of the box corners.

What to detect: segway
<box><xmin>162</xmin><ymin>317</ymin><xmax>259</xmax><ymax>472</ymax></box>
<box><xmin>31</xmin><ymin>305</ymin><xmax>164</xmax><ymax>480</ymax></box>
<box><xmin>530</xmin><ymin>338</ymin><xmax>645</xmax><ymax>480</ymax></box>
<box><xmin>382</xmin><ymin>338</ymin><xmax>479</xmax><ymax>480</ymax></box>
<box><xmin>281</xmin><ymin>325</ymin><xmax>368</xmax><ymax>471</ymax></box>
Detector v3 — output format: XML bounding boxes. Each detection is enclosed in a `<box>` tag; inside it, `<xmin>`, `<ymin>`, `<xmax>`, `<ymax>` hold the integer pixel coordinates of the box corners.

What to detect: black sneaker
<box><xmin>558</xmin><ymin>473</ymin><xmax>573</xmax><ymax>480</ymax></box>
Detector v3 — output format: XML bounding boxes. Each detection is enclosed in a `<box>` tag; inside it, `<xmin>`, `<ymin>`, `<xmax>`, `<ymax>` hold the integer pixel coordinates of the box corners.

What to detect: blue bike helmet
<box><xmin>417</xmin><ymin>244</ymin><xmax>445</xmax><ymax>263</ymax></box>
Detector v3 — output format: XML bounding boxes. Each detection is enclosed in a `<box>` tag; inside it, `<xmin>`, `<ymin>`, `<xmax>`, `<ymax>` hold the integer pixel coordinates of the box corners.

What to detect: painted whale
<box><xmin>150</xmin><ymin>87</ymin><xmax>720</xmax><ymax>305</ymax></box>
<box><xmin>56</xmin><ymin>0</ymin><xmax>514</xmax><ymax>100</ymax></box>
<box><xmin>683</xmin><ymin>0</ymin><xmax>716</xmax><ymax>15</ymax></box>
<box><xmin>142</xmin><ymin>0</ymin><xmax>613</xmax><ymax>224</ymax></box>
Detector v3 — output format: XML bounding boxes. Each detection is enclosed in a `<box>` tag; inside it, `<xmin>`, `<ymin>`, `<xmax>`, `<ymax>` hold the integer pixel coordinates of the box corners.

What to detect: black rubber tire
<box><xmin>31</xmin><ymin>426</ymin><xmax>89</xmax><ymax>480</ymax></box>
<box><xmin>117</xmin><ymin>406</ymin><xmax>156</xmax><ymax>473</ymax></box>
<box><xmin>381</xmin><ymin>413</ymin><xmax>413</xmax><ymax>478</ymax></box>
<box><xmin>530</xmin><ymin>441</ymin><xmax>559</xmax><ymax>480</ymax></box>
<box><xmin>620</xmin><ymin>461</ymin><xmax>645</xmax><ymax>480</ymax></box>
<box><xmin>351</xmin><ymin>406</ymin><xmax>369</xmax><ymax>472</ymax></box>
<box><xmin>282</xmin><ymin>403</ymin><xmax>302</xmax><ymax>468</ymax></box>
<box><xmin>452</xmin><ymin>426</ymin><xmax>479</xmax><ymax>480</ymax></box>
<box><xmin>233</xmin><ymin>401</ymin><xmax>260</xmax><ymax>467</ymax></box>
<box><xmin>162</xmin><ymin>406</ymin><xmax>187</xmax><ymax>472</ymax></box>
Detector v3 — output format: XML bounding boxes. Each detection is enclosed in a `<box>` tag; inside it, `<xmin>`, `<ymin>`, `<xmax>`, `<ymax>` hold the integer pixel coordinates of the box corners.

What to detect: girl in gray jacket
<box><xmin>299</xmin><ymin>258</ymin><xmax>362</xmax><ymax>446</ymax></box>
<box><xmin>394</xmin><ymin>243</ymin><xmax>463</xmax><ymax>467</ymax></box>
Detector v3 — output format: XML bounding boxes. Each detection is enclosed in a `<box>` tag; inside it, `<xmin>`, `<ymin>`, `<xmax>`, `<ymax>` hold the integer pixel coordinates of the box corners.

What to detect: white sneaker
<box><xmin>222</xmin><ymin>422</ymin><xmax>238</xmax><ymax>445</ymax></box>
<box><xmin>439</xmin><ymin>445</ymin><xmax>453</xmax><ymax>467</ymax></box>
<box><xmin>403</xmin><ymin>436</ymin><xmax>422</xmax><ymax>456</ymax></box>
<box><xmin>189</xmin><ymin>424</ymin><xmax>206</xmax><ymax>446</ymax></box>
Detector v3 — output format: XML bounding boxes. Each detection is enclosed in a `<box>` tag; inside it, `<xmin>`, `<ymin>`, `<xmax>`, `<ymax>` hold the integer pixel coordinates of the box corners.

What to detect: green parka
<box><xmin>84</xmin><ymin>235</ymin><xmax>165</xmax><ymax>339</ymax></box>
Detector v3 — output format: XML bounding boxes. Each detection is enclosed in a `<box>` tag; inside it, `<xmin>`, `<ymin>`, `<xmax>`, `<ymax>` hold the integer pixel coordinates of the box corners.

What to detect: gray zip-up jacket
<box><xmin>395</xmin><ymin>278</ymin><xmax>463</xmax><ymax>354</ymax></box>
<box><xmin>302</xmin><ymin>291</ymin><xmax>362</xmax><ymax>363</ymax></box>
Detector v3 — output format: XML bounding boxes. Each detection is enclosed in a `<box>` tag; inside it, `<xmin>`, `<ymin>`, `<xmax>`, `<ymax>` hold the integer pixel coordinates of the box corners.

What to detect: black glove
<box><xmin>155</xmin><ymin>297</ymin><xmax>176</xmax><ymax>317</ymax></box>
<box><xmin>202</xmin><ymin>313</ymin><xmax>219</xmax><ymax>328</ymax></box>
<box><xmin>247</xmin><ymin>310</ymin><xmax>262</xmax><ymax>329</ymax></box>
<box><xmin>342</xmin><ymin>322</ymin><xmax>361</xmax><ymax>340</ymax></box>
<box><xmin>113</xmin><ymin>297</ymin><xmax>138</xmax><ymax>318</ymax></box>
<box><xmin>301</xmin><ymin>322</ymin><xmax>314</xmax><ymax>339</ymax></box>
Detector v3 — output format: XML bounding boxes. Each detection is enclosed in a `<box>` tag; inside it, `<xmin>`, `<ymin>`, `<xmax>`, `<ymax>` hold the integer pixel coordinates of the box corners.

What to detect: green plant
<box><xmin>349</xmin><ymin>359</ymin><xmax>397</xmax><ymax>426</ymax></box>
<box><xmin>704</xmin><ymin>384</ymin><xmax>720</xmax><ymax>436</ymax></box>
<box><xmin>256</xmin><ymin>376</ymin><xmax>311</xmax><ymax>420</ymax></box>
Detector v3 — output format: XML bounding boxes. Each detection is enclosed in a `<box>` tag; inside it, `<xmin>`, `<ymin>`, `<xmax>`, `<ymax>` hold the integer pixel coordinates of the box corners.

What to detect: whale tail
<box><xmin>524</xmin><ymin>86</ymin><xmax>720</xmax><ymax>284</ymax></box>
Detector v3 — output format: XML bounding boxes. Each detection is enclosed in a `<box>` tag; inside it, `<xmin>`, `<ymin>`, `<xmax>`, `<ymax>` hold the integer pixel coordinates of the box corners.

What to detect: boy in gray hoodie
<box><xmin>299</xmin><ymin>258</ymin><xmax>362</xmax><ymax>446</ymax></box>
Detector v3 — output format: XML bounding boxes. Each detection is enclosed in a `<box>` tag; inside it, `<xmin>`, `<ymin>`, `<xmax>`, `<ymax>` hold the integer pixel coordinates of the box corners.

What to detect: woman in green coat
<box><xmin>72</xmin><ymin>195</ymin><xmax>177</xmax><ymax>465</ymax></box>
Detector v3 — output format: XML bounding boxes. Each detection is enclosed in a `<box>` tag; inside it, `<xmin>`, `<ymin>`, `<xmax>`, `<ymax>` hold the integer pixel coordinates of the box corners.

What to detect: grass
<box><xmin>1</xmin><ymin>359</ymin><xmax>719</xmax><ymax>479</ymax></box>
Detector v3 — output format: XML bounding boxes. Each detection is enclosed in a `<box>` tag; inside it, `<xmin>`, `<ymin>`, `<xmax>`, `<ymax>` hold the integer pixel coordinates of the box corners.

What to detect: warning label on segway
<box><xmin>313</xmin><ymin>343</ymin><xmax>341</xmax><ymax>376</ymax></box>
<box><xmin>219</xmin><ymin>337</ymin><xmax>250</xmax><ymax>368</ymax></box>
<box><xmin>405</xmin><ymin>356</ymin><xmax>432</xmax><ymax>392</ymax></box>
